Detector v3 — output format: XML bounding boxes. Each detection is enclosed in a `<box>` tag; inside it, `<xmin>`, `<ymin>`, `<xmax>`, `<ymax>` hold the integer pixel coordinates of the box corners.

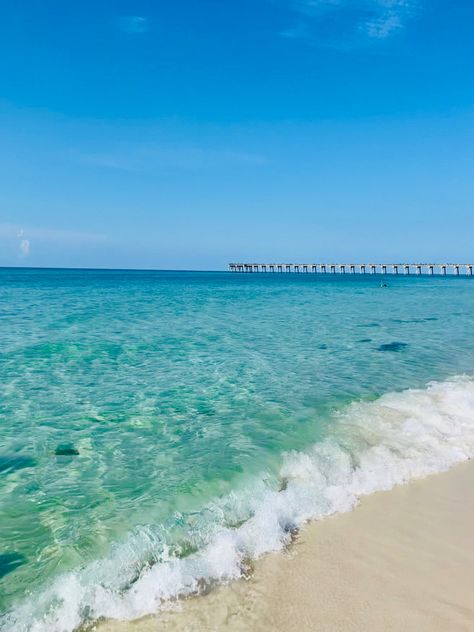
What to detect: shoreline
<box><xmin>96</xmin><ymin>459</ymin><xmax>474</xmax><ymax>632</ymax></box>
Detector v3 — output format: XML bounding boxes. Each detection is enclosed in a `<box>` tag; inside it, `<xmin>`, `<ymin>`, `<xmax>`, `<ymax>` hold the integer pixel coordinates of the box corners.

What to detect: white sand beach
<box><xmin>96</xmin><ymin>459</ymin><xmax>474</xmax><ymax>632</ymax></box>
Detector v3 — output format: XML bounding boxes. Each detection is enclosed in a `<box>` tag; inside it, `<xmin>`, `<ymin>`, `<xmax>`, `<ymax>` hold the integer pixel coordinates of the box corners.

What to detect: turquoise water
<box><xmin>1</xmin><ymin>268</ymin><xmax>474</xmax><ymax>631</ymax></box>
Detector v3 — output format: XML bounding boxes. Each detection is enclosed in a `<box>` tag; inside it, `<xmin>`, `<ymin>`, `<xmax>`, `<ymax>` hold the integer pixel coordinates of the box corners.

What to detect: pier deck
<box><xmin>228</xmin><ymin>263</ymin><xmax>474</xmax><ymax>275</ymax></box>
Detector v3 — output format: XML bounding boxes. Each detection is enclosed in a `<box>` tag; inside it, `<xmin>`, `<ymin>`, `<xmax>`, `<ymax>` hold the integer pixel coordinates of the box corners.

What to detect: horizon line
<box><xmin>0</xmin><ymin>265</ymin><xmax>226</xmax><ymax>273</ymax></box>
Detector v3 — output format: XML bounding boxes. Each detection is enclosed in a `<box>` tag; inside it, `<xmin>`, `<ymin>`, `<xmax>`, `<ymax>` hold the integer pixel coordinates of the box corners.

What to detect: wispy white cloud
<box><xmin>116</xmin><ymin>16</ymin><xmax>149</xmax><ymax>34</ymax></box>
<box><xmin>280</xmin><ymin>21</ymin><xmax>310</xmax><ymax>39</ymax></box>
<box><xmin>0</xmin><ymin>223</ymin><xmax>106</xmax><ymax>245</ymax></box>
<box><xmin>19</xmin><ymin>239</ymin><xmax>30</xmax><ymax>257</ymax></box>
<box><xmin>290</xmin><ymin>0</ymin><xmax>345</xmax><ymax>16</ymax></box>
<box><xmin>74</xmin><ymin>145</ymin><xmax>268</xmax><ymax>172</ymax></box>
<box><xmin>361</xmin><ymin>0</ymin><xmax>418</xmax><ymax>38</ymax></box>
<box><xmin>280</xmin><ymin>0</ymin><xmax>420</xmax><ymax>44</ymax></box>
<box><xmin>363</xmin><ymin>11</ymin><xmax>402</xmax><ymax>38</ymax></box>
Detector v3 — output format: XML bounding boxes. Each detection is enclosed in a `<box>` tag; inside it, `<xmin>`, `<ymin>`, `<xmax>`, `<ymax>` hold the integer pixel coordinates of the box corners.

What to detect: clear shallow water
<box><xmin>1</xmin><ymin>269</ymin><xmax>474</xmax><ymax>631</ymax></box>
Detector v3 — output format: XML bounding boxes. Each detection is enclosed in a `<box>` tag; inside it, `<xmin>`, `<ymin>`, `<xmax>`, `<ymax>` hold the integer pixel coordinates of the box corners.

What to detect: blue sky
<box><xmin>0</xmin><ymin>0</ymin><xmax>473</xmax><ymax>269</ymax></box>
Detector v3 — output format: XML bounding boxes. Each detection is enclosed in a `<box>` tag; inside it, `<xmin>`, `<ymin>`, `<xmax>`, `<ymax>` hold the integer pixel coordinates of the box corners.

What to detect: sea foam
<box><xmin>3</xmin><ymin>376</ymin><xmax>474</xmax><ymax>632</ymax></box>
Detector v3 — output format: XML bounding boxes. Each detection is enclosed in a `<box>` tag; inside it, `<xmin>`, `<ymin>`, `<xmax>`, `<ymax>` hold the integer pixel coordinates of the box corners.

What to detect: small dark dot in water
<box><xmin>55</xmin><ymin>444</ymin><xmax>79</xmax><ymax>456</ymax></box>
<box><xmin>424</xmin><ymin>317</ymin><xmax>438</xmax><ymax>321</ymax></box>
<box><xmin>317</xmin><ymin>344</ymin><xmax>328</xmax><ymax>350</ymax></box>
<box><xmin>0</xmin><ymin>552</ymin><xmax>26</xmax><ymax>579</ymax></box>
<box><xmin>365</xmin><ymin>323</ymin><xmax>380</xmax><ymax>328</ymax></box>
<box><xmin>357</xmin><ymin>338</ymin><xmax>372</xmax><ymax>343</ymax></box>
<box><xmin>378</xmin><ymin>342</ymin><xmax>408</xmax><ymax>352</ymax></box>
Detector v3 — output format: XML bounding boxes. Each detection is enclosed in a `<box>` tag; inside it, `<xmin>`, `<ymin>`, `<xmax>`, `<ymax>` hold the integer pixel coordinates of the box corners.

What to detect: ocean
<box><xmin>1</xmin><ymin>268</ymin><xmax>474</xmax><ymax>631</ymax></box>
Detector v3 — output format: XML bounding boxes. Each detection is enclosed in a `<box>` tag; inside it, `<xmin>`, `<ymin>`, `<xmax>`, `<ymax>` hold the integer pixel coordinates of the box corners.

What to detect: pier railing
<box><xmin>228</xmin><ymin>263</ymin><xmax>474</xmax><ymax>276</ymax></box>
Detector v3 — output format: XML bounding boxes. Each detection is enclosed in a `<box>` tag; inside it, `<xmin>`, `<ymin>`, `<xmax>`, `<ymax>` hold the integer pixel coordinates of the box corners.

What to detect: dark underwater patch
<box><xmin>378</xmin><ymin>342</ymin><xmax>409</xmax><ymax>352</ymax></box>
<box><xmin>391</xmin><ymin>317</ymin><xmax>439</xmax><ymax>324</ymax></box>
<box><xmin>55</xmin><ymin>444</ymin><xmax>79</xmax><ymax>456</ymax></box>
<box><xmin>317</xmin><ymin>344</ymin><xmax>328</xmax><ymax>350</ymax></box>
<box><xmin>0</xmin><ymin>552</ymin><xmax>26</xmax><ymax>579</ymax></box>
<box><xmin>357</xmin><ymin>338</ymin><xmax>372</xmax><ymax>343</ymax></box>
<box><xmin>0</xmin><ymin>455</ymin><xmax>35</xmax><ymax>474</ymax></box>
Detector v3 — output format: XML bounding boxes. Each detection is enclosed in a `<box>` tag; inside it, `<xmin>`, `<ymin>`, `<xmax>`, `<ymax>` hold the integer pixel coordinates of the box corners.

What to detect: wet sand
<box><xmin>96</xmin><ymin>460</ymin><xmax>474</xmax><ymax>632</ymax></box>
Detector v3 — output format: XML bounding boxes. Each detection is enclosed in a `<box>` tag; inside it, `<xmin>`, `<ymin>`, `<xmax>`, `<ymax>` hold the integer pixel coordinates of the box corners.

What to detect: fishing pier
<box><xmin>228</xmin><ymin>263</ymin><xmax>474</xmax><ymax>275</ymax></box>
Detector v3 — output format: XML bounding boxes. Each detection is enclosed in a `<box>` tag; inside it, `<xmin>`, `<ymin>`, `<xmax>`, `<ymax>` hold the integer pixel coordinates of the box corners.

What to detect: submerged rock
<box><xmin>0</xmin><ymin>552</ymin><xmax>26</xmax><ymax>579</ymax></box>
<box><xmin>54</xmin><ymin>444</ymin><xmax>79</xmax><ymax>456</ymax></box>
<box><xmin>0</xmin><ymin>455</ymin><xmax>35</xmax><ymax>473</ymax></box>
<box><xmin>378</xmin><ymin>342</ymin><xmax>408</xmax><ymax>352</ymax></box>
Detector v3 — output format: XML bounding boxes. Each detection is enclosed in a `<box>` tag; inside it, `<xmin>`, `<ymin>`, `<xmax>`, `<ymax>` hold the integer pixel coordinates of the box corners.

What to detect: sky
<box><xmin>0</xmin><ymin>0</ymin><xmax>473</xmax><ymax>270</ymax></box>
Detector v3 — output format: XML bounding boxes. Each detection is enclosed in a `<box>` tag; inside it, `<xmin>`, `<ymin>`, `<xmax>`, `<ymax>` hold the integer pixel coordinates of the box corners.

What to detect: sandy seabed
<box><xmin>96</xmin><ymin>460</ymin><xmax>474</xmax><ymax>632</ymax></box>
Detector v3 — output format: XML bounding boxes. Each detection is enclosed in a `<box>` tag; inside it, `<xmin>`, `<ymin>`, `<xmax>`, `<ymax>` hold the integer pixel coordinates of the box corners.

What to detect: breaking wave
<box><xmin>3</xmin><ymin>376</ymin><xmax>474</xmax><ymax>632</ymax></box>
